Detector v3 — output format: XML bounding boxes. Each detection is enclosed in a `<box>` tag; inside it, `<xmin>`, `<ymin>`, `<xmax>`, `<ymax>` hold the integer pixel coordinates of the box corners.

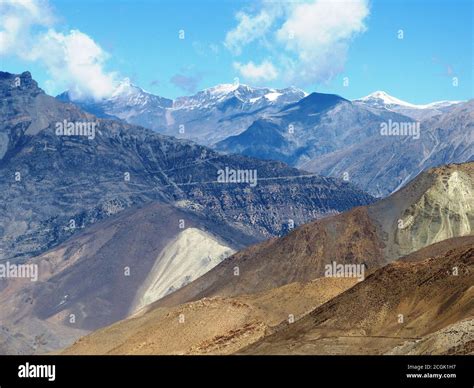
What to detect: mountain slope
<box><xmin>303</xmin><ymin>100</ymin><xmax>474</xmax><ymax>196</ymax></box>
<box><xmin>60</xmin><ymin>235</ymin><xmax>474</xmax><ymax>355</ymax></box>
<box><xmin>152</xmin><ymin>162</ymin><xmax>473</xmax><ymax>308</ymax></box>
<box><xmin>241</xmin><ymin>236</ymin><xmax>474</xmax><ymax>355</ymax></box>
<box><xmin>61</xmin><ymin>277</ymin><xmax>357</xmax><ymax>355</ymax></box>
<box><xmin>386</xmin><ymin>318</ymin><xmax>474</xmax><ymax>355</ymax></box>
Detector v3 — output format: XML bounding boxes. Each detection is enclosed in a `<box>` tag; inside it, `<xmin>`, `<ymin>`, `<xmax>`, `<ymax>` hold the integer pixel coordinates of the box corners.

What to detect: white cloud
<box><xmin>276</xmin><ymin>0</ymin><xmax>369</xmax><ymax>84</ymax></box>
<box><xmin>0</xmin><ymin>0</ymin><xmax>54</xmax><ymax>56</ymax></box>
<box><xmin>31</xmin><ymin>29</ymin><xmax>117</xmax><ymax>100</ymax></box>
<box><xmin>0</xmin><ymin>0</ymin><xmax>117</xmax><ymax>100</ymax></box>
<box><xmin>224</xmin><ymin>6</ymin><xmax>283</xmax><ymax>55</ymax></box>
<box><xmin>225</xmin><ymin>0</ymin><xmax>370</xmax><ymax>85</ymax></box>
<box><xmin>234</xmin><ymin>60</ymin><xmax>278</xmax><ymax>82</ymax></box>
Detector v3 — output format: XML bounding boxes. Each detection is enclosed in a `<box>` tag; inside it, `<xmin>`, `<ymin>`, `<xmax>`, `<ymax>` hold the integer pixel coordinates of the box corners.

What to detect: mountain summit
<box><xmin>356</xmin><ymin>90</ymin><xmax>420</xmax><ymax>108</ymax></box>
<box><xmin>173</xmin><ymin>83</ymin><xmax>306</xmax><ymax>109</ymax></box>
<box><xmin>57</xmin><ymin>82</ymin><xmax>306</xmax><ymax>145</ymax></box>
<box><xmin>355</xmin><ymin>90</ymin><xmax>463</xmax><ymax>119</ymax></box>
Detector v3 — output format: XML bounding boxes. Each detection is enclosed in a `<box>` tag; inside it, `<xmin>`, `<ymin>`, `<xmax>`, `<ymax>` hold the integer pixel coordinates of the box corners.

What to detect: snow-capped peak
<box><xmin>111</xmin><ymin>78</ymin><xmax>144</xmax><ymax>98</ymax></box>
<box><xmin>356</xmin><ymin>91</ymin><xmax>463</xmax><ymax>110</ymax></box>
<box><xmin>106</xmin><ymin>78</ymin><xmax>172</xmax><ymax>111</ymax></box>
<box><xmin>357</xmin><ymin>91</ymin><xmax>418</xmax><ymax>108</ymax></box>
<box><xmin>174</xmin><ymin>83</ymin><xmax>262</xmax><ymax>109</ymax></box>
<box><xmin>206</xmin><ymin>83</ymin><xmax>241</xmax><ymax>96</ymax></box>
<box><xmin>203</xmin><ymin>83</ymin><xmax>268</xmax><ymax>100</ymax></box>
<box><xmin>173</xmin><ymin>83</ymin><xmax>307</xmax><ymax>109</ymax></box>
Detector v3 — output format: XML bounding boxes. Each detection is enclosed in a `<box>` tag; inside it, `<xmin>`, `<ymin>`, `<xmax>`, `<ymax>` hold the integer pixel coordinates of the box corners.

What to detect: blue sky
<box><xmin>1</xmin><ymin>0</ymin><xmax>472</xmax><ymax>103</ymax></box>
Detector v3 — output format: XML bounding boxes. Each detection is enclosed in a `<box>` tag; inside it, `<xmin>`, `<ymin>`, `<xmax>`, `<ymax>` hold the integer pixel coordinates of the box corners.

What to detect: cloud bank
<box><xmin>233</xmin><ymin>60</ymin><xmax>278</xmax><ymax>82</ymax></box>
<box><xmin>226</xmin><ymin>0</ymin><xmax>370</xmax><ymax>86</ymax></box>
<box><xmin>0</xmin><ymin>0</ymin><xmax>117</xmax><ymax>100</ymax></box>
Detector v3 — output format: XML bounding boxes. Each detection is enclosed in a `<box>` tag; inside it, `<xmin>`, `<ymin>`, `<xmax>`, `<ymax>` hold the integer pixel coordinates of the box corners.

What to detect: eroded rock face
<box><xmin>131</xmin><ymin>227</ymin><xmax>235</xmax><ymax>313</ymax></box>
<box><xmin>396</xmin><ymin>166</ymin><xmax>473</xmax><ymax>255</ymax></box>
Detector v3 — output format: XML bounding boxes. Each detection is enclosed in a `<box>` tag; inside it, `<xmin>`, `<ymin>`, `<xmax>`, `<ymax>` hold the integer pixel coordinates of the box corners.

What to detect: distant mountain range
<box><xmin>216</xmin><ymin>92</ymin><xmax>472</xmax><ymax>197</ymax></box>
<box><xmin>58</xmin><ymin>81</ymin><xmax>307</xmax><ymax>146</ymax></box>
<box><xmin>58</xmin><ymin>80</ymin><xmax>472</xmax><ymax>197</ymax></box>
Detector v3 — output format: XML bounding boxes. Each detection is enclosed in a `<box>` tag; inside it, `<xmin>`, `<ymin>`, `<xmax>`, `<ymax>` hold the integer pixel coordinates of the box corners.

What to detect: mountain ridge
<box><xmin>1</xmin><ymin>71</ymin><xmax>373</xmax><ymax>262</ymax></box>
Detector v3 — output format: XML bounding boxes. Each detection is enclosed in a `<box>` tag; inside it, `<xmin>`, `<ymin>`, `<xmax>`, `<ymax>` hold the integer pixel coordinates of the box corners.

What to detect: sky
<box><xmin>0</xmin><ymin>0</ymin><xmax>472</xmax><ymax>103</ymax></box>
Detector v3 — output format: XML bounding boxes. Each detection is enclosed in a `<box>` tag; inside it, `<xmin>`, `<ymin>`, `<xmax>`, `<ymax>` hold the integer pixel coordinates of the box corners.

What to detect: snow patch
<box><xmin>207</xmin><ymin>83</ymin><xmax>240</xmax><ymax>96</ymax></box>
<box><xmin>265</xmin><ymin>91</ymin><xmax>283</xmax><ymax>101</ymax></box>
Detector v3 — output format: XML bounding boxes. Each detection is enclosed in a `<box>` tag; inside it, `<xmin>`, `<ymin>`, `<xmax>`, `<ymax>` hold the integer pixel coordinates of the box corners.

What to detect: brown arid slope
<box><xmin>156</xmin><ymin>206</ymin><xmax>385</xmax><ymax>307</ymax></box>
<box><xmin>386</xmin><ymin>318</ymin><xmax>474</xmax><ymax>355</ymax></box>
<box><xmin>61</xmin><ymin>236</ymin><xmax>473</xmax><ymax>355</ymax></box>
<box><xmin>240</xmin><ymin>236</ymin><xmax>474</xmax><ymax>355</ymax></box>
<box><xmin>154</xmin><ymin>162</ymin><xmax>473</xmax><ymax>309</ymax></box>
<box><xmin>61</xmin><ymin>277</ymin><xmax>356</xmax><ymax>355</ymax></box>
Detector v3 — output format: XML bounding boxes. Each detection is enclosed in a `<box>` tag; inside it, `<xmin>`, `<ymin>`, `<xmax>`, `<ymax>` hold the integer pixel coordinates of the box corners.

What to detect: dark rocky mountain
<box><xmin>216</xmin><ymin>120</ymin><xmax>292</xmax><ymax>164</ymax></box>
<box><xmin>59</xmin><ymin>80</ymin><xmax>472</xmax><ymax>198</ymax></box>
<box><xmin>216</xmin><ymin>91</ymin><xmax>473</xmax><ymax>197</ymax></box>
<box><xmin>303</xmin><ymin>99</ymin><xmax>474</xmax><ymax>197</ymax></box>
<box><xmin>0</xmin><ymin>71</ymin><xmax>374</xmax><ymax>263</ymax></box>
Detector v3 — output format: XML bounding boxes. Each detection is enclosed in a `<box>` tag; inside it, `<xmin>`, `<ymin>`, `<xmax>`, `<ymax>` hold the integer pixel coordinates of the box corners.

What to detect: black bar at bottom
<box><xmin>0</xmin><ymin>355</ymin><xmax>471</xmax><ymax>387</ymax></box>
